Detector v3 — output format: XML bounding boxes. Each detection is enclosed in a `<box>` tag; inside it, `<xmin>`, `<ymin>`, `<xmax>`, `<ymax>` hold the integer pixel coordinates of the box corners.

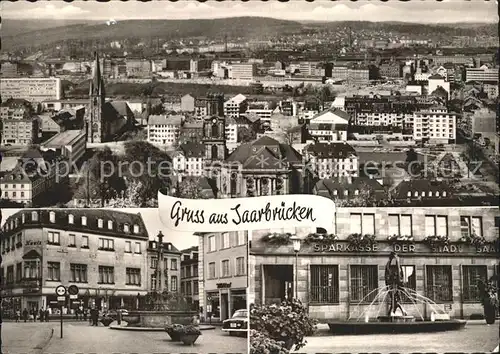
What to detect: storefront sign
<box><xmin>431</xmin><ymin>245</ymin><xmax>463</xmax><ymax>253</ymax></box>
<box><xmin>216</xmin><ymin>282</ymin><xmax>232</xmax><ymax>289</ymax></box>
<box><xmin>393</xmin><ymin>243</ymin><xmax>416</xmax><ymax>253</ymax></box>
<box><xmin>25</xmin><ymin>240</ymin><xmax>42</xmax><ymax>246</ymax></box>
<box><xmin>313</xmin><ymin>243</ymin><xmax>378</xmax><ymax>252</ymax></box>
<box><xmin>476</xmin><ymin>244</ymin><xmax>498</xmax><ymax>253</ymax></box>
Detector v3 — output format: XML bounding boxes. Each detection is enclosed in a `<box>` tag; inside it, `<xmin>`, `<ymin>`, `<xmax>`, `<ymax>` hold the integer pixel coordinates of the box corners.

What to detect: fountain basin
<box><xmin>327</xmin><ymin>319</ymin><xmax>467</xmax><ymax>335</ymax></box>
<box><xmin>377</xmin><ymin>315</ymin><xmax>416</xmax><ymax>323</ymax></box>
<box><xmin>123</xmin><ymin>310</ymin><xmax>196</xmax><ymax>328</ymax></box>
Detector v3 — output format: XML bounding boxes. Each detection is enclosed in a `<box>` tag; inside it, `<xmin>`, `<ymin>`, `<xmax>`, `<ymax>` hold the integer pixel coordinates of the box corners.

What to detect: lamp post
<box><xmin>156</xmin><ymin>231</ymin><xmax>164</xmax><ymax>294</ymax></box>
<box><xmin>290</xmin><ymin>236</ymin><xmax>301</xmax><ymax>300</ymax></box>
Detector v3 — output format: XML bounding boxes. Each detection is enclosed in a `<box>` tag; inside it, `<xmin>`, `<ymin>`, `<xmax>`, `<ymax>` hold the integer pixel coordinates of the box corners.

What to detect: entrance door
<box><xmin>221</xmin><ymin>293</ymin><xmax>229</xmax><ymax>321</ymax></box>
<box><xmin>263</xmin><ymin>265</ymin><xmax>294</xmax><ymax>305</ymax></box>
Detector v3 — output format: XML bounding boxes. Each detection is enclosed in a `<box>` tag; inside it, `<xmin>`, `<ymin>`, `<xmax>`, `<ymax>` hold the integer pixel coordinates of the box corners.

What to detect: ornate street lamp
<box><xmin>290</xmin><ymin>236</ymin><xmax>301</xmax><ymax>300</ymax></box>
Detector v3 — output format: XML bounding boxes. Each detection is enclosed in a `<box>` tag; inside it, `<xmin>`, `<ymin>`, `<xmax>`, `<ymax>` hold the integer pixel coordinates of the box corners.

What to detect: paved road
<box><xmin>40</xmin><ymin>322</ymin><xmax>246</xmax><ymax>354</ymax></box>
<box><xmin>296</xmin><ymin>322</ymin><xmax>498</xmax><ymax>353</ymax></box>
<box><xmin>2</xmin><ymin>322</ymin><xmax>54</xmax><ymax>354</ymax></box>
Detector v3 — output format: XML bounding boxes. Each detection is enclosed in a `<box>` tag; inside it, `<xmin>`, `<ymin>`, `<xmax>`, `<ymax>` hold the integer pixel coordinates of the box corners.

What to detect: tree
<box><xmin>238</xmin><ymin>126</ymin><xmax>257</xmax><ymax>143</ymax></box>
<box><xmin>106</xmin><ymin>179</ymin><xmax>156</xmax><ymax>207</ymax></box>
<box><xmin>333</xmin><ymin>182</ymin><xmax>378</xmax><ymax>207</ymax></box>
<box><xmin>177</xmin><ymin>177</ymin><xmax>210</xmax><ymax>199</ymax></box>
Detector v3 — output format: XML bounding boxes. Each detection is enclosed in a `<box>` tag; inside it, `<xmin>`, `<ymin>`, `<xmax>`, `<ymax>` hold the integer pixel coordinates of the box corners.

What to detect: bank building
<box><xmin>249</xmin><ymin>206</ymin><xmax>499</xmax><ymax>321</ymax></box>
<box><xmin>0</xmin><ymin>209</ymin><xmax>150</xmax><ymax>315</ymax></box>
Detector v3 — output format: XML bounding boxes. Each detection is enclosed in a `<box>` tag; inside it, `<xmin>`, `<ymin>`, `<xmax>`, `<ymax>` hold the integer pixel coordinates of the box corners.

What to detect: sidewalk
<box><xmin>2</xmin><ymin>323</ymin><xmax>54</xmax><ymax>354</ymax></box>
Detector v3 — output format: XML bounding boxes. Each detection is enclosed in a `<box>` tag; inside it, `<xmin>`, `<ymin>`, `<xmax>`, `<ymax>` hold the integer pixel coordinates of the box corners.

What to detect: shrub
<box><xmin>181</xmin><ymin>324</ymin><xmax>202</xmax><ymax>335</ymax></box>
<box><xmin>250</xmin><ymin>299</ymin><xmax>317</xmax><ymax>351</ymax></box>
<box><xmin>165</xmin><ymin>323</ymin><xmax>185</xmax><ymax>333</ymax></box>
<box><xmin>250</xmin><ymin>329</ymin><xmax>289</xmax><ymax>354</ymax></box>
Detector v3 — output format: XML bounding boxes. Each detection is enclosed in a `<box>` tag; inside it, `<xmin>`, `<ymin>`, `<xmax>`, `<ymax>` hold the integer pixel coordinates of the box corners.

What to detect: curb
<box><xmin>33</xmin><ymin>327</ymin><xmax>54</xmax><ymax>352</ymax></box>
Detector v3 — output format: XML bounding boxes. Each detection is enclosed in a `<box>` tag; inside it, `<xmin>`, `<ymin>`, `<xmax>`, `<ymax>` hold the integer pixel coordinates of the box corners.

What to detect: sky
<box><xmin>1</xmin><ymin>0</ymin><xmax>498</xmax><ymax>23</ymax></box>
<box><xmin>1</xmin><ymin>208</ymin><xmax>198</xmax><ymax>251</ymax></box>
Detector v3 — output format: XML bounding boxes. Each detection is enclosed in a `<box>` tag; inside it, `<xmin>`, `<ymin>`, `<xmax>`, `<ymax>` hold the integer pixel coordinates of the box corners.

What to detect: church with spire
<box><xmin>86</xmin><ymin>52</ymin><xmax>135</xmax><ymax>143</ymax></box>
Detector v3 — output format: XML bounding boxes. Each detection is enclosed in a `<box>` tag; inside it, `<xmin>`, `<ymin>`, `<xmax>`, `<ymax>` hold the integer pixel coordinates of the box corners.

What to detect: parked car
<box><xmin>222</xmin><ymin>309</ymin><xmax>248</xmax><ymax>336</ymax></box>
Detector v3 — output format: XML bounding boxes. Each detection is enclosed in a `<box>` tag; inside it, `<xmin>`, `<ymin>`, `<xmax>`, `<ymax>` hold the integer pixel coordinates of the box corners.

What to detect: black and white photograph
<box><xmin>248</xmin><ymin>206</ymin><xmax>500</xmax><ymax>354</ymax></box>
<box><xmin>0</xmin><ymin>208</ymin><xmax>248</xmax><ymax>354</ymax></box>
<box><xmin>0</xmin><ymin>0</ymin><xmax>498</xmax><ymax>208</ymax></box>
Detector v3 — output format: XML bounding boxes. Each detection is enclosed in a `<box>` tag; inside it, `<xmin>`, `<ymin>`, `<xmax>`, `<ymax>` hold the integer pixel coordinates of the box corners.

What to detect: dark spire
<box><xmin>91</xmin><ymin>51</ymin><xmax>105</xmax><ymax>98</ymax></box>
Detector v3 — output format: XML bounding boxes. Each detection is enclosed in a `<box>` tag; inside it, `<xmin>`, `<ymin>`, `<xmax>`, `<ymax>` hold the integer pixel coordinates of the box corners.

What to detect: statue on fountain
<box><xmin>384</xmin><ymin>251</ymin><xmax>407</xmax><ymax>317</ymax></box>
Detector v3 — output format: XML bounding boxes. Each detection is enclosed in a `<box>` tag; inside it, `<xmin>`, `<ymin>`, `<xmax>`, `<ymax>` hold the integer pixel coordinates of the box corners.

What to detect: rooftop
<box><xmin>42</xmin><ymin>130</ymin><xmax>85</xmax><ymax>147</ymax></box>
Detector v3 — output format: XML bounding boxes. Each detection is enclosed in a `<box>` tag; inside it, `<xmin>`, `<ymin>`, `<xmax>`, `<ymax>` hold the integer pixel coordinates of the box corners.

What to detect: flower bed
<box><xmin>178</xmin><ymin>325</ymin><xmax>202</xmax><ymax>345</ymax></box>
<box><xmin>346</xmin><ymin>233</ymin><xmax>377</xmax><ymax>249</ymax></box>
<box><xmin>250</xmin><ymin>299</ymin><xmax>316</xmax><ymax>352</ymax></box>
<box><xmin>423</xmin><ymin>235</ymin><xmax>450</xmax><ymax>247</ymax></box>
<box><xmin>459</xmin><ymin>233</ymin><xmax>488</xmax><ymax>247</ymax></box>
<box><xmin>250</xmin><ymin>329</ymin><xmax>289</xmax><ymax>354</ymax></box>
<box><xmin>261</xmin><ymin>233</ymin><xmax>292</xmax><ymax>246</ymax></box>
<box><xmin>304</xmin><ymin>233</ymin><xmax>338</xmax><ymax>245</ymax></box>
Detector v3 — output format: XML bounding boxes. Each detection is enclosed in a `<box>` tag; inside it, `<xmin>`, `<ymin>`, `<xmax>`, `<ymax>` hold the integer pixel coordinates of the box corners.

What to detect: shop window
<box><xmin>388</xmin><ymin>214</ymin><xmax>413</xmax><ymax>236</ymax></box>
<box><xmin>462</xmin><ymin>265</ymin><xmax>487</xmax><ymax>302</ymax></box>
<box><xmin>426</xmin><ymin>265</ymin><xmax>452</xmax><ymax>302</ymax></box>
<box><xmin>126</xmin><ymin>268</ymin><xmax>141</xmax><ymax>285</ymax></box>
<box><xmin>460</xmin><ymin>216</ymin><xmax>483</xmax><ymax>238</ymax></box>
<box><xmin>350</xmin><ymin>265</ymin><xmax>378</xmax><ymax>302</ymax></box>
<box><xmin>425</xmin><ymin>215</ymin><xmax>448</xmax><ymax>236</ymax></box>
<box><xmin>47</xmin><ymin>262</ymin><xmax>60</xmax><ymax>281</ymax></box>
<box><xmin>98</xmin><ymin>266</ymin><xmax>114</xmax><ymax>284</ymax></box>
<box><xmin>310</xmin><ymin>265</ymin><xmax>339</xmax><ymax>304</ymax></box>
<box><xmin>70</xmin><ymin>264</ymin><xmax>87</xmax><ymax>283</ymax></box>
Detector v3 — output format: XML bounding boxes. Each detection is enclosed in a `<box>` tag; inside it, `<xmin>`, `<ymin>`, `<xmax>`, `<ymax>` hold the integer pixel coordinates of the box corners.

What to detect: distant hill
<box><xmin>2</xmin><ymin>19</ymin><xmax>96</xmax><ymax>37</ymax></box>
<box><xmin>2</xmin><ymin>17</ymin><xmax>304</xmax><ymax>51</ymax></box>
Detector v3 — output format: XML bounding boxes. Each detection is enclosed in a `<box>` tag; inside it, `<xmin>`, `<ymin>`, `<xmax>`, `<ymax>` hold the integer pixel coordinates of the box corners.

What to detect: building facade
<box><xmin>413</xmin><ymin>106</ymin><xmax>456</xmax><ymax>144</ymax></box>
<box><xmin>249</xmin><ymin>207</ymin><xmax>499</xmax><ymax>321</ymax></box>
<box><xmin>0</xmin><ymin>105</ymin><xmax>38</xmax><ymax>145</ymax></box>
<box><xmin>198</xmin><ymin>231</ymin><xmax>248</xmax><ymax>322</ymax></box>
<box><xmin>0</xmin><ymin>209</ymin><xmax>150</xmax><ymax>316</ymax></box>
<box><xmin>146</xmin><ymin>240</ymin><xmax>181</xmax><ymax>294</ymax></box>
<box><xmin>180</xmin><ymin>246</ymin><xmax>199</xmax><ymax>310</ymax></box>
<box><xmin>0</xmin><ymin>77</ymin><xmax>62</xmax><ymax>103</ymax></box>
<box><xmin>147</xmin><ymin>115</ymin><xmax>182</xmax><ymax>146</ymax></box>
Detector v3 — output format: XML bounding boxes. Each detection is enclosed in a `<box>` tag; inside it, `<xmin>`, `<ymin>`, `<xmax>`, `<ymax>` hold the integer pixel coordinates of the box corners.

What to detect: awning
<box><xmin>22</xmin><ymin>250</ymin><xmax>42</xmax><ymax>259</ymax></box>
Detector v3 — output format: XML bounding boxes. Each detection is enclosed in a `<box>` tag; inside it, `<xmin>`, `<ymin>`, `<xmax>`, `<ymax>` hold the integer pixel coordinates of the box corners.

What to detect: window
<box><xmin>151</xmin><ymin>257</ymin><xmax>158</xmax><ymax>269</ymax></box>
<box><xmin>425</xmin><ymin>215</ymin><xmax>448</xmax><ymax>236</ymax></box>
<box><xmin>68</xmin><ymin>234</ymin><xmax>76</xmax><ymax>247</ymax></box>
<box><xmin>208</xmin><ymin>262</ymin><xmax>216</xmax><ymax>279</ymax></box>
<box><xmin>68</xmin><ymin>214</ymin><xmax>74</xmax><ymax>224</ymax></box>
<box><xmin>98</xmin><ymin>219</ymin><xmax>103</xmax><ymax>228</ymax></box>
<box><xmin>49</xmin><ymin>211</ymin><xmax>56</xmax><ymax>223</ymax></box>
<box><xmin>81</xmin><ymin>236</ymin><xmax>89</xmax><ymax>249</ymax></box>
<box><xmin>310</xmin><ymin>265</ymin><xmax>339</xmax><ymax>304</ymax></box>
<box><xmin>98</xmin><ymin>238</ymin><xmax>114</xmax><ymax>251</ymax></box>
<box><xmin>350</xmin><ymin>213</ymin><xmax>375</xmax><ymax>235</ymax></box>
<box><xmin>171</xmin><ymin>276</ymin><xmax>178</xmax><ymax>292</ymax></box>
<box><xmin>186</xmin><ymin>282</ymin><xmax>192</xmax><ymax>296</ymax></box>
<box><xmin>134</xmin><ymin>242</ymin><xmax>141</xmax><ymax>254</ymax></box>
<box><xmin>193</xmin><ymin>281</ymin><xmax>199</xmax><ymax>295</ymax></box>
<box><xmin>48</xmin><ymin>231</ymin><xmax>60</xmax><ymax>245</ymax></box>
<box><xmin>388</xmin><ymin>214</ymin><xmax>412</xmax><ymax>236</ymax></box>
<box><xmin>350</xmin><ymin>265</ymin><xmax>378</xmax><ymax>302</ymax></box>
<box><xmin>236</xmin><ymin>257</ymin><xmax>246</xmax><ymax>276</ymax></box>
<box><xmin>426</xmin><ymin>265</ymin><xmax>452</xmax><ymax>302</ymax></box>
<box><xmin>221</xmin><ymin>232</ymin><xmax>230</xmax><ymax>249</ymax></box>
<box><xmin>208</xmin><ymin>235</ymin><xmax>216</xmax><ymax>252</ymax></box>
<box><xmin>193</xmin><ymin>265</ymin><xmax>198</xmax><ymax>277</ymax></box>
<box><xmin>24</xmin><ymin>260</ymin><xmax>39</xmax><ymax>279</ymax></box>
<box><xmin>462</xmin><ymin>266</ymin><xmax>487</xmax><ymax>302</ymax></box>
<box><xmin>124</xmin><ymin>224</ymin><xmax>130</xmax><ymax>233</ymax></box>
<box><xmin>221</xmin><ymin>260</ymin><xmax>230</xmax><ymax>277</ymax></box>
<box><xmin>47</xmin><ymin>262</ymin><xmax>60</xmax><ymax>281</ymax></box>
<box><xmin>126</xmin><ymin>268</ymin><xmax>141</xmax><ymax>285</ymax></box>
<box><xmin>16</xmin><ymin>262</ymin><xmax>22</xmax><ymax>282</ymax></box>
<box><xmin>108</xmin><ymin>220</ymin><xmax>113</xmax><ymax>230</ymax></box>
<box><xmin>125</xmin><ymin>241</ymin><xmax>132</xmax><ymax>253</ymax></box>
<box><xmin>70</xmin><ymin>264</ymin><xmax>88</xmax><ymax>283</ymax></box>
<box><xmin>98</xmin><ymin>266</ymin><xmax>114</xmax><ymax>284</ymax></box>
<box><xmin>81</xmin><ymin>216</ymin><xmax>87</xmax><ymax>226</ymax></box>
<box><xmin>150</xmin><ymin>274</ymin><xmax>157</xmax><ymax>291</ymax></box>
<box><xmin>460</xmin><ymin>216</ymin><xmax>483</xmax><ymax>238</ymax></box>
<box><xmin>133</xmin><ymin>224</ymin><xmax>139</xmax><ymax>234</ymax></box>
<box><xmin>6</xmin><ymin>266</ymin><xmax>14</xmax><ymax>284</ymax></box>
<box><xmin>400</xmin><ymin>265</ymin><xmax>417</xmax><ymax>302</ymax></box>
<box><xmin>171</xmin><ymin>259</ymin><xmax>177</xmax><ymax>270</ymax></box>
<box><xmin>237</xmin><ymin>231</ymin><xmax>246</xmax><ymax>246</ymax></box>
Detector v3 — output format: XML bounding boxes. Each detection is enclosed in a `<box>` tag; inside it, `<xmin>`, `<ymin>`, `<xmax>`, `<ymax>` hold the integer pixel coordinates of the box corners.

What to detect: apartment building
<box><xmin>223</xmin><ymin>94</ymin><xmax>248</xmax><ymax>118</ymax></box>
<box><xmin>146</xmin><ymin>115</ymin><xmax>182</xmax><ymax>146</ymax></box>
<box><xmin>225</xmin><ymin>116</ymin><xmax>238</xmax><ymax>144</ymax></box>
<box><xmin>413</xmin><ymin>106</ymin><xmax>456</xmax><ymax>144</ymax></box>
<box><xmin>229</xmin><ymin>63</ymin><xmax>257</xmax><ymax>80</ymax></box>
<box><xmin>466</xmin><ymin>66</ymin><xmax>499</xmax><ymax>83</ymax></box>
<box><xmin>180</xmin><ymin>246</ymin><xmax>199</xmax><ymax>310</ymax></box>
<box><xmin>1</xmin><ymin>77</ymin><xmax>62</xmax><ymax>102</ymax></box>
<box><xmin>0</xmin><ymin>209</ymin><xmax>149</xmax><ymax>313</ymax></box>
<box><xmin>198</xmin><ymin>231</ymin><xmax>248</xmax><ymax>321</ymax></box>
<box><xmin>249</xmin><ymin>207</ymin><xmax>500</xmax><ymax>320</ymax></box>
<box><xmin>171</xmin><ymin>142</ymin><xmax>205</xmax><ymax>179</ymax></box>
<box><xmin>0</xmin><ymin>104</ymin><xmax>38</xmax><ymax>145</ymax></box>
<box><xmin>303</xmin><ymin>142</ymin><xmax>359</xmax><ymax>179</ymax></box>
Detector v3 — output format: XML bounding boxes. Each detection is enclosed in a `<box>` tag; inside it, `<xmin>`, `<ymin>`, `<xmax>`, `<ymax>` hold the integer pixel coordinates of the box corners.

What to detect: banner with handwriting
<box><xmin>158</xmin><ymin>191</ymin><xmax>335</xmax><ymax>233</ymax></box>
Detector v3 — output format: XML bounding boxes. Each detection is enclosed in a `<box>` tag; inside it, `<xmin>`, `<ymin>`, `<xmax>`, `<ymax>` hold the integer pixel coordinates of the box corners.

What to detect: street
<box><xmin>295</xmin><ymin>322</ymin><xmax>498</xmax><ymax>353</ymax></box>
<box><xmin>2</xmin><ymin>321</ymin><xmax>247</xmax><ymax>354</ymax></box>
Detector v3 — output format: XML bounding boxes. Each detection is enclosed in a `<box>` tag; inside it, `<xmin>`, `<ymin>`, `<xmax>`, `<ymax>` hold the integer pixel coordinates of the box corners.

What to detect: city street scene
<box><xmin>248</xmin><ymin>206</ymin><xmax>500</xmax><ymax>353</ymax></box>
<box><xmin>0</xmin><ymin>1</ymin><xmax>498</xmax><ymax>208</ymax></box>
<box><xmin>0</xmin><ymin>208</ymin><xmax>248</xmax><ymax>353</ymax></box>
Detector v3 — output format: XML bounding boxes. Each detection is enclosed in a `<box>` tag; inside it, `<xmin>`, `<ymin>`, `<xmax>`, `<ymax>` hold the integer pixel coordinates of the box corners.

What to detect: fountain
<box><xmin>327</xmin><ymin>252</ymin><xmax>467</xmax><ymax>334</ymax></box>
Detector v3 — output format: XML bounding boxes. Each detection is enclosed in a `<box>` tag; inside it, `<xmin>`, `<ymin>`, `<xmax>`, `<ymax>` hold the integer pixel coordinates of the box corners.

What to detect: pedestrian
<box><xmin>45</xmin><ymin>308</ymin><xmax>50</xmax><ymax>322</ymax></box>
<box><xmin>79</xmin><ymin>305</ymin><xmax>84</xmax><ymax>321</ymax></box>
<box><xmin>83</xmin><ymin>308</ymin><xmax>88</xmax><ymax>322</ymax></box>
<box><xmin>191</xmin><ymin>315</ymin><xmax>200</xmax><ymax>327</ymax></box>
<box><xmin>75</xmin><ymin>307</ymin><xmax>79</xmax><ymax>320</ymax></box>
<box><xmin>23</xmin><ymin>308</ymin><xmax>28</xmax><ymax>322</ymax></box>
<box><xmin>39</xmin><ymin>308</ymin><xmax>44</xmax><ymax>322</ymax></box>
<box><xmin>15</xmin><ymin>309</ymin><xmax>20</xmax><ymax>322</ymax></box>
<box><xmin>32</xmin><ymin>308</ymin><xmax>37</xmax><ymax>322</ymax></box>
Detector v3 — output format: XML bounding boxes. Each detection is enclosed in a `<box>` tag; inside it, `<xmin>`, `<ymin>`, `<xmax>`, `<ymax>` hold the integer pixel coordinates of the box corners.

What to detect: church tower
<box><xmin>87</xmin><ymin>52</ymin><xmax>106</xmax><ymax>143</ymax></box>
<box><xmin>202</xmin><ymin>93</ymin><xmax>226</xmax><ymax>161</ymax></box>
